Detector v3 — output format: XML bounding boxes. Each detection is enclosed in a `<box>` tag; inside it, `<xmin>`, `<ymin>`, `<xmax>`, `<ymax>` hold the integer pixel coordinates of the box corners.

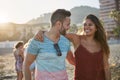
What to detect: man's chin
<box><xmin>60</xmin><ymin>31</ymin><xmax>66</xmax><ymax>35</ymax></box>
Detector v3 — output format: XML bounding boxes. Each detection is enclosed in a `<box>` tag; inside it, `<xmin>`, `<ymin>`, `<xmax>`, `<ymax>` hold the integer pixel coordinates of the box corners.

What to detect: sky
<box><xmin>0</xmin><ymin>0</ymin><xmax>100</xmax><ymax>24</ymax></box>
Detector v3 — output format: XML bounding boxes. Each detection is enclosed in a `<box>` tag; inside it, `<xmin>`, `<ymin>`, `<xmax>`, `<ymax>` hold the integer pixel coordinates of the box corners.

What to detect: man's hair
<box><xmin>51</xmin><ymin>9</ymin><xmax>71</xmax><ymax>26</ymax></box>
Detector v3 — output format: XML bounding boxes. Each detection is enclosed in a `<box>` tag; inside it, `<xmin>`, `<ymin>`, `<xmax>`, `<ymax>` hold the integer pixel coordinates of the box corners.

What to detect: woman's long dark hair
<box><xmin>85</xmin><ymin>14</ymin><xmax>110</xmax><ymax>57</ymax></box>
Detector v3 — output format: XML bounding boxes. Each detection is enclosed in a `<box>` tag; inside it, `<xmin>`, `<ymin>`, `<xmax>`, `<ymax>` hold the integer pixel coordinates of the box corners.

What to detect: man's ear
<box><xmin>56</xmin><ymin>21</ymin><xmax>62</xmax><ymax>29</ymax></box>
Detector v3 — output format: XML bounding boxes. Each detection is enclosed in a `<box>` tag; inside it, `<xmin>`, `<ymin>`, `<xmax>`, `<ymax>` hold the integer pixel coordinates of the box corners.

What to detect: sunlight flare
<box><xmin>0</xmin><ymin>14</ymin><xmax>10</xmax><ymax>23</ymax></box>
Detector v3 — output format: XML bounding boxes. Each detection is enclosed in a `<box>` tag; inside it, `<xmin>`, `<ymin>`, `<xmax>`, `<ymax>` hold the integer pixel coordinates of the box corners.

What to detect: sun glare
<box><xmin>0</xmin><ymin>14</ymin><xmax>10</xmax><ymax>23</ymax></box>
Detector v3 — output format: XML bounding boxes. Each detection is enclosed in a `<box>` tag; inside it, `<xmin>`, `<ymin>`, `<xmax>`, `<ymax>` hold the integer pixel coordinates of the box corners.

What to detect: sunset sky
<box><xmin>0</xmin><ymin>0</ymin><xmax>99</xmax><ymax>24</ymax></box>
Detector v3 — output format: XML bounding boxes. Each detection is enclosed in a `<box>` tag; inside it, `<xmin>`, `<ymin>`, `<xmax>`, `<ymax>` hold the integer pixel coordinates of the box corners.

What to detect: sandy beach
<box><xmin>0</xmin><ymin>52</ymin><xmax>74</xmax><ymax>80</ymax></box>
<box><xmin>0</xmin><ymin>43</ymin><xmax>120</xmax><ymax>80</ymax></box>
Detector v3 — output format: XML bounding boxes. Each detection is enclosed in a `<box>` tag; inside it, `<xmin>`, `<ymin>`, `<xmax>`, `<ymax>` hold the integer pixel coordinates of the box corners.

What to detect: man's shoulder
<box><xmin>28</xmin><ymin>38</ymin><xmax>41</xmax><ymax>43</ymax></box>
<box><xmin>27</xmin><ymin>38</ymin><xmax>42</xmax><ymax>47</ymax></box>
<box><xmin>60</xmin><ymin>35</ymin><xmax>70</xmax><ymax>42</ymax></box>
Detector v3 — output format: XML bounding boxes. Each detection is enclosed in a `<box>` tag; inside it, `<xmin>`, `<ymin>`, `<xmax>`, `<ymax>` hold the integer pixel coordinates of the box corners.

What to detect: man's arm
<box><xmin>66</xmin><ymin>50</ymin><xmax>75</xmax><ymax>65</ymax></box>
<box><xmin>23</xmin><ymin>38</ymin><xmax>39</xmax><ymax>80</ymax></box>
<box><xmin>23</xmin><ymin>53</ymin><xmax>36</xmax><ymax>80</ymax></box>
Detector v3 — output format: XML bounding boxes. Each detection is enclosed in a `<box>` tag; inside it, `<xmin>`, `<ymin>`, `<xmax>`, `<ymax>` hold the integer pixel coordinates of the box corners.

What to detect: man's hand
<box><xmin>34</xmin><ymin>30</ymin><xmax>44</xmax><ymax>42</ymax></box>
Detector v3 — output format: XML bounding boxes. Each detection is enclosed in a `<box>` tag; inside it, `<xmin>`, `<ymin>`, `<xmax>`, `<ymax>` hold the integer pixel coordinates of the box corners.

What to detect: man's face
<box><xmin>59</xmin><ymin>17</ymin><xmax>70</xmax><ymax>35</ymax></box>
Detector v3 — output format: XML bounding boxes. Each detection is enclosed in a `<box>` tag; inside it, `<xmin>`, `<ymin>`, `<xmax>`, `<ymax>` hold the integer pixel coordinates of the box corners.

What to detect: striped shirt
<box><xmin>27</xmin><ymin>35</ymin><xmax>70</xmax><ymax>80</ymax></box>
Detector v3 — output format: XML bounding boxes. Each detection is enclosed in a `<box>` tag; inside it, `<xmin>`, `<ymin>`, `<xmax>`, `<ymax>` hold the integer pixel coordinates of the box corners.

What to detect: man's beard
<box><xmin>59</xmin><ymin>26</ymin><xmax>66</xmax><ymax>36</ymax></box>
<box><xmin>59</xmin><ymin>27</ymin><xmax>66</xmax><ymax>35</ymax></box>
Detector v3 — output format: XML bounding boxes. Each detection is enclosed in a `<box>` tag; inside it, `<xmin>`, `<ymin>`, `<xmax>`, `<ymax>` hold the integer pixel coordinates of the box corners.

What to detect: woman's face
<box><xmin>83</xmin><ymin>19</ymin><xmax>97</xmax><ymax>36</ymax></box>
<box><xmin>19</xmin><ymin>45</ymin><xmax>24</xmax><ymax>49</ymax></box>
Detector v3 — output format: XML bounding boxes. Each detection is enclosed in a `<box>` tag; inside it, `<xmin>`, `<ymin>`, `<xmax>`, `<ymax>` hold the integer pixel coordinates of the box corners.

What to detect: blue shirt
<box><xmin>27</xmin><ymin>35</ymin><xmax>70</xmax><ymax>80</ymax></box>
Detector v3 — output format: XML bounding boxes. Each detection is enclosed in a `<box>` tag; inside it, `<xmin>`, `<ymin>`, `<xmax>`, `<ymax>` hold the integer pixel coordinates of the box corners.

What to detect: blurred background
<box><xmin>0</xmin><ymin>0</ymin><xmax>120</xmax><ymax>80</ymax></box>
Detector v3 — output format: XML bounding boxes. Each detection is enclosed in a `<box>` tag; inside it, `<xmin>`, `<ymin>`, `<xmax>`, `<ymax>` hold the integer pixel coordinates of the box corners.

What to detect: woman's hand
<box><xmin>34</xmin><ymin>30</ymin><xmax>45</xmax><ymax>42</ymax></box>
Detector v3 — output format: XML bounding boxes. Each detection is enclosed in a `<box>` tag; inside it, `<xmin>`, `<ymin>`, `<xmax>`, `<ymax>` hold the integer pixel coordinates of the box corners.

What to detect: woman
<box><xmin>13</xmin><ymin>41</ymin><xmax>24</xmax><ymax>80</ymax></box>
<box><xmin>66</xmin><ymin>14</ymin><xmax>111</xmax><ymax>80</ymax></box>
<box><xmin>35</xmin><ymin>14</ymin><xmax>111</xmax><ymax>80</ymax></box>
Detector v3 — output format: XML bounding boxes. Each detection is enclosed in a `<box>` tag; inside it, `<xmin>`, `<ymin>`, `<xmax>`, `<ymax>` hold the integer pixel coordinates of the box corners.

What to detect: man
<box><xmin>24</xmin><ymin>9</ymin><xmax>75</xmax><ymax>80</ymax></box>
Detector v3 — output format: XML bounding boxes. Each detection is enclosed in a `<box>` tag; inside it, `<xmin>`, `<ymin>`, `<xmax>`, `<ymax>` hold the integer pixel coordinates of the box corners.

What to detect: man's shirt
<box><xmin>27</xmin><ymin>35</ymin><xmax>70</xmax><ymax>80</ymax></box>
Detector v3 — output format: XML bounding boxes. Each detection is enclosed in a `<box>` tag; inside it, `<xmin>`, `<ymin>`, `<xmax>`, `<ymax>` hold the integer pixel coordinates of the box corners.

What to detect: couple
<box><xmin>24</xmin><ymin>9</ymin><xmax>111</xmax><ymax>80</ymax></box>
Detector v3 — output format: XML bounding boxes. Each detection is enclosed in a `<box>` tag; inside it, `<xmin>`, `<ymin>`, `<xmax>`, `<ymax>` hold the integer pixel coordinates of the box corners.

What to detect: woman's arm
<box><xmin>103</xmin><ymin>53</ymin><xmax>111</xmax><ymax>80</ymax></box>
<box><xmin>19</xmin><ymin>49</ymin><xmax>24</xmax><ymax>60</ymax></box>
<box><xmin>13</xmin><ymin>50</ymin><xmax>17</xmax><ymax>60</ymax></box>
<box><xmin>34</xmin><ymin>30</ymin><xmax>45</xmax><ymax>42</ymax></box>
<box><xmin>65</xmin><ymin>33</ymin><xmax>81</xmax><ymax>49</ymax></box>
<box><xmin>66</xmin><ymin>50</ymin><xmax>75</xmax><ymax>65</ymax></box>
<box><xmin>65</xmin><ymin>33</ymin><xmax>76</xmax><ymax>42</ymax></box>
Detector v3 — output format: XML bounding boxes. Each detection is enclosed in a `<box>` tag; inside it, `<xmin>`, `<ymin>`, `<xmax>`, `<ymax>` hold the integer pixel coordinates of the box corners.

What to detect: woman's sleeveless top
<box><xmin>74</xmin><ymin>44</ymin><xmax>105</xmax><ymax>80</ymax></box>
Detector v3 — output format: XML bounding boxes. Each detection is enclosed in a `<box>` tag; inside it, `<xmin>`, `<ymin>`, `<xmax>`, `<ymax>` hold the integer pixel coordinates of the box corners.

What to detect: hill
<box><xmin>27</xmin><ymin>6</ymin><xmax>99</xmax><ymax>24</ymax></box>
<box><xmin>70</xmin><ymin>6</ymin><xmax>99</xmax><ymax>24</ymax></box>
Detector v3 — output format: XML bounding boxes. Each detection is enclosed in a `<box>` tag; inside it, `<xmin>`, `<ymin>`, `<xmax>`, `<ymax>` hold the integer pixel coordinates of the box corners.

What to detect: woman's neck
<box><xmin>85</xmin><ymin>35</ymin><xmax>95</xmax><ymax>43</ymax></box>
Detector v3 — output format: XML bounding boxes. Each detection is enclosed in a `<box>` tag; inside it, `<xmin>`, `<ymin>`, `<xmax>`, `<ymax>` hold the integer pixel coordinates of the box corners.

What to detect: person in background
<box><xmin>13</xmin><ymin>41</ymin><xmax>24</xmax><ymax>80</ymax></box>
<box><xmin>35</xmin><ymin>14</ymin><xmax>111</xmax><ymax>80</ymax></box>
<box><xmin>23</xmin><ymin>9</ymin><xmax>75</xmax><ymax>80</ymax></box>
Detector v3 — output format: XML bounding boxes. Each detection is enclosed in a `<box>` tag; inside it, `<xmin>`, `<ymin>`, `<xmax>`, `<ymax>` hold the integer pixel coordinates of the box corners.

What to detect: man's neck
<box><xmin>45</xmin><ymin>27</ymin><xmax>60</xmax><ymax>43</ymax></box>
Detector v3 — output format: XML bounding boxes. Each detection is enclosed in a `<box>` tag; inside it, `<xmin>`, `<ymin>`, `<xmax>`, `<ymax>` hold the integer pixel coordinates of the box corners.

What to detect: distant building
<box><xmin>99</xmin><ymin>0</ymin><xmax>120</xmax><ymax>39</ymax></box>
